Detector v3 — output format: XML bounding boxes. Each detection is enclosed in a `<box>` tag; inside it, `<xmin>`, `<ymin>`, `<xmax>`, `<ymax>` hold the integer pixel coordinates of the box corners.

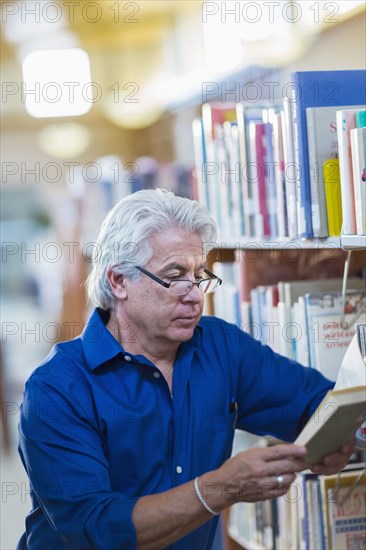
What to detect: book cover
<box><xmin>323</xmin><ymin>159</ymin><xmax>343</xmax><ymax>237</ymax></box>
<box><xmin>336</xmin><ymin>108</ymin><xmax>365</xmax><ymax>235</ymax></box>
<box><xmin>294</xmin><ymin>386</ymin><xmax>366</xmax><ymax>466</ymax></box>
<box><xmin>290</xmin><ymin>70</ymin><xmax>366</xmax><ymax>238</ymax></box>
<box><xmin>304</xmin><ymin>290</ymin><xmax>366</xmax><ymax>380</ymax></box>
<box><xmin>322</xmin><ymin>469</ymin><xmax>366</xmax><ymax>550</ymax></box>
<box><xmin>334</xmin><ymin>329</ymin><xmax>366</xmax><ymax>391</ymax></box>
<box><xmin>350</xmin><ymin>127</ymin><xmax>366</xmax><ymax>235</ymax></box>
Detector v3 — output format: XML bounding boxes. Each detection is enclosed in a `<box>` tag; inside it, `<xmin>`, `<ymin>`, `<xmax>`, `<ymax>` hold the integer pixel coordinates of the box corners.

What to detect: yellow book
<box><xmin>294</xmin><ymin>386</ymin><xmax>366</xmax><ymax>466</ymax></box>
<box><xmin>323</xmin><ymin>158</ymin><xmax>343</xmax><ymax>236</ymax></box>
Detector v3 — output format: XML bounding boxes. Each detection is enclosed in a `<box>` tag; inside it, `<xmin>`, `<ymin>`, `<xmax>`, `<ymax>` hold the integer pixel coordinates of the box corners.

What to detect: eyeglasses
<box><xmin>135</xmin><ymin>266</ymin><xmax>222</xmax><ymax>296</ymax></box>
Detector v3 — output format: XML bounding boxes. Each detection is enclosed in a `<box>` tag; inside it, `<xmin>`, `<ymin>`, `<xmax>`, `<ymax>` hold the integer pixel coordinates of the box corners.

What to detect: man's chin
<box><xmin>170</xmin><ymin>321</ymin><xmax>198</xmax><ymax>341</ymax></box>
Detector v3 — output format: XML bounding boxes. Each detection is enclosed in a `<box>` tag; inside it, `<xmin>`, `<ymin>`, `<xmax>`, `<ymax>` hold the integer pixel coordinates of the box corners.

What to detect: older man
<box><xmin>17</xmin><ymin>189</ymin><xmax>354</xmax><ymax>550</ymax></box>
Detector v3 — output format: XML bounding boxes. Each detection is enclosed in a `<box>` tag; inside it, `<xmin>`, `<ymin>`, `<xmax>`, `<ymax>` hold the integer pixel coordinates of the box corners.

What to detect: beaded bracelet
<box><xmin>193</xmin><ymin>477</ymin><xmax>219</xmax><ymax>516</ymax></box>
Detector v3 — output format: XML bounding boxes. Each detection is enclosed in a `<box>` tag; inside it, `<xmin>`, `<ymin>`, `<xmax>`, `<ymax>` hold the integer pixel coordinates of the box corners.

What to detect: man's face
<box><xmin>120</xmin><ymin>228</ymin><xmax>207</xmax><ymax>350</ymax></box>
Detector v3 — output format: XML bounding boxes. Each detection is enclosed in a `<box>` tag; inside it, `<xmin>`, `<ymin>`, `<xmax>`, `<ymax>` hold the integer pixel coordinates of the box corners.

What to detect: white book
<box><xmin>278</xmin><ymin>301</ymin><xmax>294</xmax><ymax>359</ymax></box>
<box><xmin>336</xmin><ymin>108</ymin><xmax>365</xmax><ymax>235</ymax></box>
<box><xmin>281</xmin><ymin>103</ymin><xmax>298</xmax><ymax>239</ymax></box>
<box><xmin>350</xmin><ymin>127</ymin><xmax>366</xmax><ymax>235</ymax></box>
<box><xmin>296</xmin><ymin>296</ymin><xmax>310</xmax><ymax>367</ymax></box>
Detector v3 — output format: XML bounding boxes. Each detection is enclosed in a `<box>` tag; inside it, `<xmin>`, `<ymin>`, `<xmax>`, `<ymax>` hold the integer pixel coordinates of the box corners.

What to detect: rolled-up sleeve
<box><xmin>18</xmin><ymin>372</ymin><xmax>137</xmax><ymax>549</ymax></box>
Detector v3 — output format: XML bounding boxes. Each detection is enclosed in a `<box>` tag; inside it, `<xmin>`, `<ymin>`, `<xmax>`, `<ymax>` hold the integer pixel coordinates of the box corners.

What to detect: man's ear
<box><xmin>106</xmin><ymin>268</ymin><xmax>128</xmax><ymax>300</ymax></box>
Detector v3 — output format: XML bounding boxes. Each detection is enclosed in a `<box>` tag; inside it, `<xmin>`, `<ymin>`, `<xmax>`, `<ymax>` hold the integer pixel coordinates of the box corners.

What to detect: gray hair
<box><xmin>85</xmin><ymin>188</ymin><xmax>217</xmax><ymax>309</ymax></box>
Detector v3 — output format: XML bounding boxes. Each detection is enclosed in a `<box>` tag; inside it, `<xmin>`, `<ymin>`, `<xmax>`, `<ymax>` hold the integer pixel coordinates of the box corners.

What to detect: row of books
<box><xmin>228</xmin><ymin>462</ymin><xmax>365</xmax><ymax>550</ymax></box>
<box><xmin>192</xmin><ymin>70</ymin><xmax>366</xmax><ymax>240</ymax></box>
<box><xmin>212</xmin><ymin>260</ymin><xmax>366</xmax><ymax>381</ymax></box>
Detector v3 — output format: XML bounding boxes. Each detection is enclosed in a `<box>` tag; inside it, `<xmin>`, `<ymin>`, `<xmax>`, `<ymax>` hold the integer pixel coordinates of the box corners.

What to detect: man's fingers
<box><xmin>264</xmin><ymin>443</ymin><xmax>307</xmax><ymax>462</ymax></box>
<box><xmin>340</xmin><ymin>437</ymin><xmax>356</xmax><ymax>454</ymax></box>
<box><xmin>265</xmin><ymin>457</ymin><xmax>307</xmax><ymax>477</ymax></box>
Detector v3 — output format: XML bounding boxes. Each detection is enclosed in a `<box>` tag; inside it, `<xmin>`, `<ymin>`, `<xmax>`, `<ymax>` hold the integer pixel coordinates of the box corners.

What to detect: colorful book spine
<box><xmin>323</xmin><ymin>159</ymin><xmax>342</xmax><ymax>237</ymax></box>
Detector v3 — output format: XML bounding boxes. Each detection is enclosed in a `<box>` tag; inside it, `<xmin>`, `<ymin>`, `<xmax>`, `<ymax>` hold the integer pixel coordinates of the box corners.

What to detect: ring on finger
<box><xmin>276</xmin><ymin>475</ymin><xmax>284</xmax><ymax>488</ymax></box>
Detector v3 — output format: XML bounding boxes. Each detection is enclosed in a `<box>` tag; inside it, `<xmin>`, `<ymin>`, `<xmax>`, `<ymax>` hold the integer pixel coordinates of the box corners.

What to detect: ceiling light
<box><xmin>37</xmin><ymin>123</ymin><xmax>91</xmax><ymax>159</ymax></box>
<box><xmin>22</xmin><ymin>48</ymin><xmax>92</xmax><ymax>118</ymax></box>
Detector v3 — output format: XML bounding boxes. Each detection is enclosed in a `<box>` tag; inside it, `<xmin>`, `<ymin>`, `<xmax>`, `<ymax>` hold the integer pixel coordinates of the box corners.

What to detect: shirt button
<box><xmin>153</xmin><ymin>371</ymin><xmax>161</xmax><ymax>379</ymax></box>
<box><xmin>124</xmin><ymin>355</ymin><xmax>131</xmax><ymax>362</ymax></box>
<box><xmin>176</xmin><ymin>466</ymin><xmax>183</xmax><ymax>474</ymax></box>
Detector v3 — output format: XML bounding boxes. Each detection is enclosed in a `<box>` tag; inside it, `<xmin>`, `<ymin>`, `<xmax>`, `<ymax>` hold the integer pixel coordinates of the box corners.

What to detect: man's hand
<box><xmin>309</xmin><ymin>437</ymin><xmax>357</xmax><ymax>475</ymax></box>
<box><xmin>207</xmin><ymin>444</ymin><xmax>308</xmax><ymax>506</ymax></box>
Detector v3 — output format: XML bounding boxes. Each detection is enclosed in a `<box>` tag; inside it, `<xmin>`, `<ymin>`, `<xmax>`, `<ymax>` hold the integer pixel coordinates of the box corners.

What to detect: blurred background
<box><xmin>1</xmin><ymin>1</ymin><xmax>365</xmax><ymax>548</ymax></box>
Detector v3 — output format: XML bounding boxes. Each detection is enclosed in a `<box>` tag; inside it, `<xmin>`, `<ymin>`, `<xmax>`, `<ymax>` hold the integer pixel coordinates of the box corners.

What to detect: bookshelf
<box><xmin>197</xmin><ymin>65</ymin><xmax>366</xmax><ymax>549</ymax></box>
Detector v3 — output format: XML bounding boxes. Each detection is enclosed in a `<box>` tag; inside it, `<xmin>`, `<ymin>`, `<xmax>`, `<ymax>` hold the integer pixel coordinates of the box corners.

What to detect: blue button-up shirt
<box><xmin>17</xmin><ymin>308</ymin><xmax>333</xmax><ymax>549</ymax></box>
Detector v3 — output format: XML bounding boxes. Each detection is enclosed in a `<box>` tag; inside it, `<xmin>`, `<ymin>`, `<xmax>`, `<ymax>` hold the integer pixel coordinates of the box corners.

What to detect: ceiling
<box><xmin>0</xmin><ymin>1</ymin><xmax>204</xmax><ymax>129</ymax></box>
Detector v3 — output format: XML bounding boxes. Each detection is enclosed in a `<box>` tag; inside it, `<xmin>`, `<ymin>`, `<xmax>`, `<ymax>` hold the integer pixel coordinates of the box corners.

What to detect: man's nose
<box><xmin>182</xmin><ymin>283</ymin><xmax>202</xmax><ymax>302</ymax></box>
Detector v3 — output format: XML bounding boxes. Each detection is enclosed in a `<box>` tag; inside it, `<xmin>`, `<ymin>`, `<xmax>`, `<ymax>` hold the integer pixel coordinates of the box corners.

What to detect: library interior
<box><xmin>1</xmin><ymin>1</ymin><xmax>366</xmax><ymax>549</ymax></box>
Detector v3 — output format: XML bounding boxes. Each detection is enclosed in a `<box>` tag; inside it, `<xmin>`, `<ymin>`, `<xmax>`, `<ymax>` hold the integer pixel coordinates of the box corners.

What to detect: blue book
<box><xmin>290</xmin><ymin>70</ymin><xmax>366</xmax><ymax>238</ymax></box>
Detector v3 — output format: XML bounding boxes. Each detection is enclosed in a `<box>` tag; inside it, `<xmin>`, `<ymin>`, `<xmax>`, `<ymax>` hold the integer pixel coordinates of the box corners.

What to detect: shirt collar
<box><xmin>81</xmin><ymin>308</ymin><xmax>203</xmax><ymax>371</ymax></box>
<box><xmin>81</xmin><ymin>308</ymin><xmax>124</xmax><ymax>371</ymax></box>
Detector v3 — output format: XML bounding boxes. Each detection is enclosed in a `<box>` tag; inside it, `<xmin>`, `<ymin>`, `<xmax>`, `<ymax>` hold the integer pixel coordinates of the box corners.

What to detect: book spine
<box><xmin>306</xmin><ymin>108</ymin><xmax>329</xmax><ymax>238</ymax></box>
<box><xmin>292</xmin><ymin>86</ymin><xmax>313</xmax><ymax>238</ymax></box>
<box><xmin>356</xmin><ymin>110</ymin><xmax>366</xmax><ymax>128</ymax></box>
<box><xmin>236</xmin><ymin>103</ymin><xmax>253</xmax><ymax>236</ymax></box>
<box><xmin>264</xmin><ymin>122</ymin><xmax>279</xmax><ymax>238</ymax></box>
<box><xmin>192</xmin><ymin>118</ymin><xmax>209</xmax><ymax>208</ymax></box>
<box><xmin>323</xmin><ymin>159</ymin><xmax>342</xmax><ymax>237</ymax></box>
<box><xmin>225</xmin><ymin>123</ymin><xmax>245</xmax><ymax>236</ymax></box>
<box><xmin>272</xmin><ymin>111</ymin><xmax>288</xmax><ymax>237</ymax></box>
<box><xmin>282</xmin><ymin>103</ymin><xmax>298</xmax><ymax>239</ymax></box>
<box><xmin>350</xmin><ymin>127</ymin><xmax>366</xmax><ymax>235</ymax></box>
<box><xmin>336</xmin><ymin>109</ymin><xmax>358</xmax><ymax>235</ymax></box>
<box><xmin>254</xmin><ymin>123</ymin><xmax>271</xmax><ymax>237</ymax></box>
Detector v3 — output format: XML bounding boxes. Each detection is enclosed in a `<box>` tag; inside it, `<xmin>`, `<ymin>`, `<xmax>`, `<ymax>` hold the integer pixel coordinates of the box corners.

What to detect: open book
<box><xmin>294</xmin><ymin>386</ymin><xmax>366</xmax><ymax>466</ymax></box>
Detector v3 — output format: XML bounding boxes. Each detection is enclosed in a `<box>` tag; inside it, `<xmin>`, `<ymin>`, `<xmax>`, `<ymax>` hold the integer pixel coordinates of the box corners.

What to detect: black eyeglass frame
<box><xmin>135</xmin><ymin>266</ymin><xmax>222</xmax><ymax>294</ymax></box>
